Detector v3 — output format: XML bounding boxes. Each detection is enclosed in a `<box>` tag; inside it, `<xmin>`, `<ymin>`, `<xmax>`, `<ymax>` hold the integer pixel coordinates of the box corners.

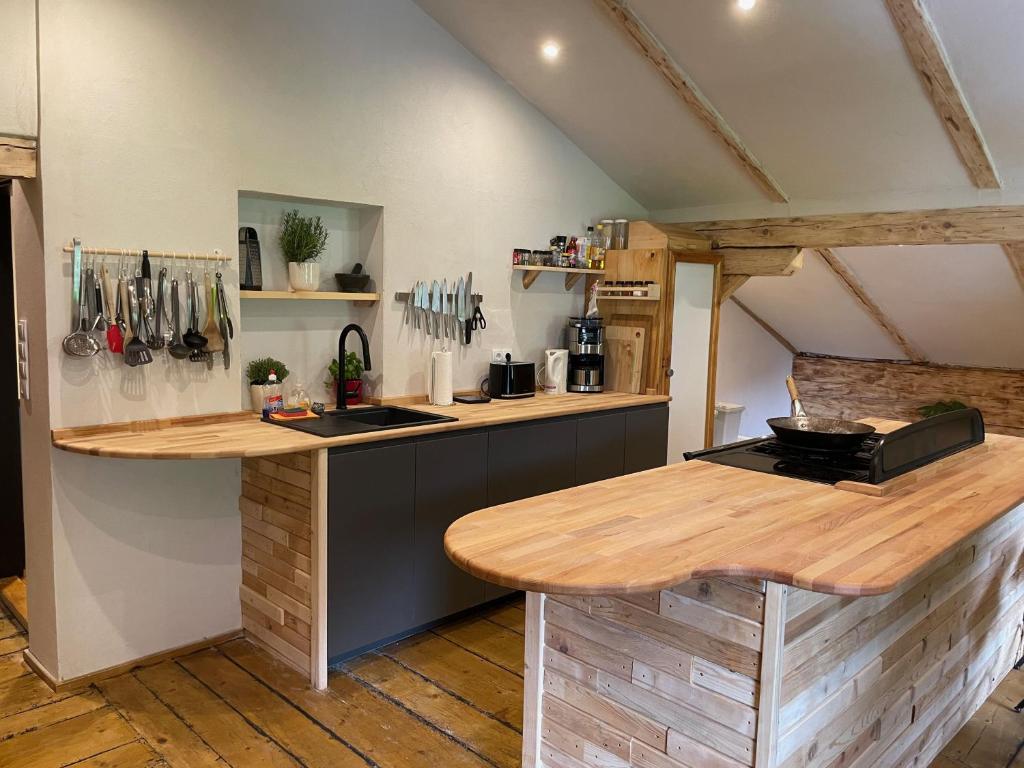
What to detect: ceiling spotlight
<box><xmin>737</xmin><ymin>0</ymin><xmax>756</xmax><ymax>10</ymax></box>
<box><xmin>541</xmin><ymin>41</ymin><xmax>561</xmax><ymax>61</ymax></box>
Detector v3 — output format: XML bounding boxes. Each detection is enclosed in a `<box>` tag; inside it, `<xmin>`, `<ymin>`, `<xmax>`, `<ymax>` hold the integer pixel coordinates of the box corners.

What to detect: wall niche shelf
<box><xmin>513</xmin><ymin>264</ymin><xmax>606</xmax><ymax>291</ymax></box>
<box><xmin>239</xmin><ymin>290</ymin><xmax>379</xmax><ymax>302</ymax></box>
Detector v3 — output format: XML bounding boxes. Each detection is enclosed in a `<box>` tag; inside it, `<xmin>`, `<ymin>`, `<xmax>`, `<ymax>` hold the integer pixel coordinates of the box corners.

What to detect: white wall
<box><xmin>0</xmin><ymin>0</ymin><xmax>37</xmax><ymax>137</ymax></box>
<box><xmin>31</xmin><ymin>0</ymin><xmax>644</xmax><ymax>679</ymax></box>
<box><xmin>715</xmin><ymin>299</ymin><xmax>793</xmax><ymax>439</ymax></box>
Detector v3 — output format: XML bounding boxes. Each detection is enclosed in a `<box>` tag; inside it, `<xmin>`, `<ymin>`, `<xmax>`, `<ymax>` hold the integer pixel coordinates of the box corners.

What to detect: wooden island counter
<box><xmin>445</xmin><ymin>421</ymin><xmax>1024</xmax><ymax>768</ymax></box>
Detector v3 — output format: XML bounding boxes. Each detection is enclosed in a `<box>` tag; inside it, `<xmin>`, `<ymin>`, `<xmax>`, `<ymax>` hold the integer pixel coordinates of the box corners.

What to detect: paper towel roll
<box><xmin>430</xmin><ymin>349</ymin><xmax>454</xmax><ymax>406</ymax></box>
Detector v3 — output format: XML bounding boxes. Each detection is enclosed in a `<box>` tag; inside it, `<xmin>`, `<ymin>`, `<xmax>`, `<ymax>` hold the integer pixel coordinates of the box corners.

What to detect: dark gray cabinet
<box><xmin>625</xmin><ymin>405</ymin><xmax>670</xmax><ymax>472</ymax></box>
<box><xmin>487</xmin><ymin>417</ymin><xmax>577</xmax><ymax>505</ymax></box>
<box><xmin>328</xmin><ymin>442</ymin><xmax>416</xmax><ymax>660</ymax></box>
<box><xmin>327</xmin><ymin>403</ymin><xmax>670</xmax><ymax>661</ymax></box>
<box><xmin>577</xmin><ymin>411</ymin><xmax>626</xmax><ymax>485</ymax></box>
<box><xmin>414</xmin><ymin>432</ymin><xmax>488</xmax><ymax>625</ymax></box>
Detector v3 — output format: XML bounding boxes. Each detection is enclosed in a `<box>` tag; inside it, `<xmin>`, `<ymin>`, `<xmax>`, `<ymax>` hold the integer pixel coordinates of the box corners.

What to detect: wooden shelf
<box><xmin>513</xmin><ymin>265</ymin><xmax>606</xmax><ymax>291</ymax></box>
<box><xmin>239</xmin><ymin>290</ymin><xmax>379</xmax><ymax>302</ymax></box>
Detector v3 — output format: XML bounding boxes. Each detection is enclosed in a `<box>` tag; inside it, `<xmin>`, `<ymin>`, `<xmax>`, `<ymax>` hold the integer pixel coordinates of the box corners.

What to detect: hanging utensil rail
<box><xmin>62</xmin><ymin>240</ymin><xmax>226</xmax><ymax>263</ymax></box>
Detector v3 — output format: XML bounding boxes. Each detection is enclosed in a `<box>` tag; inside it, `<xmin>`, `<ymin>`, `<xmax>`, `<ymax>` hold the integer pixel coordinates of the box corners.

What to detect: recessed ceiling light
<box><xmin>541</xmin><ymin>41</ymin><xmax>561</xmax><ymax>61</ymax></box>
<box><xmin>737</xmin><ymin>0</ymin><xmax>756</xmax><ymax>10</ymax></box>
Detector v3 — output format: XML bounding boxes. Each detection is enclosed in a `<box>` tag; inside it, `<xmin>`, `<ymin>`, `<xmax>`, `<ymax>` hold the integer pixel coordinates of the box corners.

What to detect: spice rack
<box><xmin>513</xmin><ymin>265</ymin><xmax>606</xmax><ymax>291</ymax></box>
<box><xmin>597</xmin><ymin>282</ymin><xmax>662</xmax><ymax>301</ymax></box>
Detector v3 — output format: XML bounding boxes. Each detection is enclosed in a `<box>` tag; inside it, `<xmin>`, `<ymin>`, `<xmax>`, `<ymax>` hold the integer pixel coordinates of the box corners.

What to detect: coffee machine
<box><xmin>566</xmin><ymin>317</ymin><xmax>605</xmax><ymax>393</ymax></box>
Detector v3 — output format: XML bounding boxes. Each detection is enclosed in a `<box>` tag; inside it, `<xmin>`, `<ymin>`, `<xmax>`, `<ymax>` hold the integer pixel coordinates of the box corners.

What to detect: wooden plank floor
<box><xmin>0</xmin><ymin>594</ymin><xmax>1019</xmax><ymax>767</ymax></box>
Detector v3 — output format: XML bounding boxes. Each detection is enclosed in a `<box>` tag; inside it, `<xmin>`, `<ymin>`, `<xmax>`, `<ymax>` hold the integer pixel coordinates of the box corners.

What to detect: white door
<box><xmin>667</xmin><ymin>261</ymin><xmax>716</xmax><ymax>463</ymax></box>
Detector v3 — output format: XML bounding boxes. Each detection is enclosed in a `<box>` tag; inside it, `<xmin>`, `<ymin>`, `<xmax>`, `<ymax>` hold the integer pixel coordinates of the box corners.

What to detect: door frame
<box><xmin>663</xmin><ymin>252</ymin><xmax>722</xmax><ymax>449</ymax></box>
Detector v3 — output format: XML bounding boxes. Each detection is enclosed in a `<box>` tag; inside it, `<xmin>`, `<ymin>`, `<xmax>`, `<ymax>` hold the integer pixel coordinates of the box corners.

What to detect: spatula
<box><xmin>201</xmin><ymin>270</ymin><xmax>224</xmax><ymax>353</ymax></box>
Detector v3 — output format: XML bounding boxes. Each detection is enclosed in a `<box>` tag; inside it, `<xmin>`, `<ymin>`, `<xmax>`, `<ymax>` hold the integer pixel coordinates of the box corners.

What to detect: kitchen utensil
<box><xmin>405</xmin><ymin>283</ymin><xmax>415</xmax><ymax>327</ymax></box>
<box><xmin>91</xmin><ymin>266</ymin><xmax>111</xmax><ymax>335</ymax></box>
<box><xmin>62</xmin><ymin>269</ymin><xmax>102</xmax><ymax>357</ymax></box>
<box><xmin>472</xmin><ymin>301</ymin><xmax>486</xmax><ymax>331</ymax></box>
<box><xmin>464</xmin><ymin>272</ymin><xmax>473</xmax><ymax>344</ymax></box>
<box><xmin>102</xmin><ymin>263</ymin><xmax>123</xmax><ymax>352</ymax></box>
<box><xmin>183</xmin><ymin>268</ymin><xmax>207</xmax><ymax>350</ymax></box>
<box><xmin>168</xmin><ymin>279</ymin><xmax>190</xmax><ymax>359</ymax></box>
<box><xmin>455</xmin><ymin>276</ymin><xmax>465</xmax><ymax>345</ymax></box>
<box><xmin>450</xmin><ymin>278</ymin><xmax>458</xmax><ymax>339</ymax></box>
<box><xmin>441</xmin><ymin>279</ymin><xmax>449</xmax><ymax>340</ymax></box>
<box><xmin>148</xmin><ymin>267</ymin><xmax>167</xmax><ymax>350</ymax></box>
<box><xmin>543</xmin><ymin>349</ymin><xmax>569</xmax><ymax>395</ymax></box>
<box><xmin>418</xmin><ymin>282</ymin><xmax>428</xmax><ymax>336</ymax></box>
<box><xmin>134</xmin><ymin>272</ymin><xmax>153</xmax><ymax>347</ymax></box>
<box><xmin>430</xmin><ymin>280</ymin><xmax>441</xmax><ymax>339</ymax></box>
<box><xmin>216</xmin><ymin>270</ymin><xmax>231</xmax><ymax>370</ymax></box>
<box><xmin>787</xmin><ymin>375</ymin><xmax>807</xmax><ymax>417</ymax></box>
<box><xmin>122</xmin><ymin>278</ymin><xmax>153</xmax><ymax>366</ymax></box>
<box><xmin>335</xmin><ymin>262</ymin><xmax>370</xmax><ymax>293</ymax></box>
<box><xmin>766</xmin><ymin>416</ymin><xmax>876</xmax><ymax>452</ymax></box>
<box><xmin>69</xmin><ymin>241</ymin><xmax>83</xmax><ymax>331</ymax></box>
<box><xmin>201</xmin><ymin>269</ymin><xmax>225</xmax><ymax>353</ymax></box>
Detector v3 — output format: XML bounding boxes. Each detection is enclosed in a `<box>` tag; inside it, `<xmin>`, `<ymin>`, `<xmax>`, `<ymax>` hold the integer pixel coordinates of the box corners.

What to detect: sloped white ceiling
<box><xmin>735</xmin><ymin>245</ymin><xmax>1024</xmax><ymax>368</ymax></box>
<box><xmin>734</xmin><ymin>251</ymin><xmax>907</xmax><ymax>360</ymax></box>
<box><xmin>927</xmin><ymin>0</ymin><xmax>1024</xmax><ymax>188</ymax></box>
<box><xmin>629</xmin><ymin>0</ymin><xmax>969</xmax><ymax>200</ymax></box>
<box><xmin>414</xmin><ymin>0</ymin><xmax>762</xmax><ymax>209</ymax></box>
<box><xmin>832</xmin><ymin>245</ymin><xmax>1024</xmax><ymax>368</ymax></box>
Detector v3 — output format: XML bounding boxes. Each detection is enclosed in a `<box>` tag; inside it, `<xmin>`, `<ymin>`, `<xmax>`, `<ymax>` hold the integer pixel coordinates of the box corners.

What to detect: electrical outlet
<box><xmin>491</xmin><ymin>348</ymin><xmax>512</xmax><ymax>364</ymax></box>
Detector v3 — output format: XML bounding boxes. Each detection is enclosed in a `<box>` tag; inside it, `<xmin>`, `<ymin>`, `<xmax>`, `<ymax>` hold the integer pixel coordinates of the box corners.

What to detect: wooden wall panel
<box><xmin>239</xmin><ymin>452</ymin><xmax>317</xmax><ymax>676</ymax></box>
<box><xmin>776</xmin><ymin>504</ymin><xmax>1024</xmax><ymax>768</ymax></box>
<box><xmin>792</xmin><ymin>355</ymin><xmax>1024</xmax><ymax>436</ymax></box>
<box><xmin>539</xmin><ymin>578</ymin><xmax>765</xmax><ymax>768</ymax></box>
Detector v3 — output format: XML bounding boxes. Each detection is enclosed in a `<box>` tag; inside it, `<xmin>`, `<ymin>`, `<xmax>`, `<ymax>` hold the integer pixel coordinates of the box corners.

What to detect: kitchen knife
<box><xmin>464</xmin><ymin>272</ymin><xmax>473</xmax><ymax>344</ymax></box>
<box><xmin>441</xmin><ymin>279</ymin><xmax>449</xmax><ymax>340</ymax></box>
<box><xmin>450</xmin><ymin>277</ymin><xmax>458</xmax><ymax>339</ymax></box>
<box><xmin>405</xmin><ymin>283</ymin><xmax>415</xmax><ymax>327</ymax></box>
<box><xmin>417</xmin><ymin>281</ymin><xmax>426</xmax><ymax>331</ymax></box>
<box><xmin>455</xmin><ymin>276</ymin><xmax>465</xmax><ymax>345</ymax></box>
<box><xmin>431</xmin><ymin>280</ymin><xmax>441</xmax><ymax>339</ymax></box>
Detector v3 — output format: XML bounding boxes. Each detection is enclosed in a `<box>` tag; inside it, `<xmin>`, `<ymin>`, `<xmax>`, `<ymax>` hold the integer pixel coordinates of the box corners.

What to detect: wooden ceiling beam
<box><xmin>815</xmin><ymin>248</ymin><xmax>926</xmax><ymax>363</ymax></box>
<box><xmin>0</xmin><ymin>136</ymin><xmax>36</xmax><ymax>179</ymax></box>
<box><xmin>719</xmin><ymin>247</ymin><xmax>803</xmax><ymax>277</ymax></box>
<box><xmin>681</xmin><ymin>205</ymin><xmax>1024</xmax><ymax>248</ymax></box>
<box><xmin>730</xmin><ymin>297</ymin><xmax>798</xmax><ymax>355</ymax></box>
<box><xmin>884</xmin><ymin>0</ymin><xmax>999</xmax><ymax>189</ymax></box>
<box><xmin>718</xmin><ymin>275</ymin><xmax>749</xmax><ymax>303</ymax></box>
<box><xmin>1001</xmin><ymin>243</ymin><xmax>1024</xmax><ymax>293</ymax></box>
<box><xmin>593</xmin><ymin>0</ymin><xmax>788</xmax><ymax>203</ymax></box>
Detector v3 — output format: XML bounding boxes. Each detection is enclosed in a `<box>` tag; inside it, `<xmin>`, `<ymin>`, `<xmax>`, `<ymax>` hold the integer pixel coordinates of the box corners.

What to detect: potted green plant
<box><xmin>327</xmin><ymin>352</ymin><xmax>364</xmax><ymax>405</ymax></box>
<box><xmin>279</xmin><ymin>209</ymin><xmax>328</xmax><ymax>291</ymax></box>
<box><xmin>246</xmin><ymin>357</ymin><xmax>289</xmax><ymax>411</ymax></box>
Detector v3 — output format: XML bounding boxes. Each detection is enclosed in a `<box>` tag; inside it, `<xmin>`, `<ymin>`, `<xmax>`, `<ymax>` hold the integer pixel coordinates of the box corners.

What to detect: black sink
<box><xmin>265</xmin><ymin>406</ymin><xmax>457</xmax><ymax>438</ymax></box>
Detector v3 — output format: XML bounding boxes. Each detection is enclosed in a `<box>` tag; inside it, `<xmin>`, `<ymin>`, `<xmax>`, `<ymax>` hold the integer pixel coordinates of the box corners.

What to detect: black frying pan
<box><xmin>767</xmin><ymin>416</ymin><xmax>876</xmax><ymax>452</ymax></box>
<box><xmin>768</xmin><ymin>375</ymin><xmax>876</xmax><ymax>452</ymax></box>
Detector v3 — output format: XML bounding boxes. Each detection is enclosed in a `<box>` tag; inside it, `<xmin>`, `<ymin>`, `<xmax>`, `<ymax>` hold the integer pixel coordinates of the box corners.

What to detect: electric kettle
<box><xmin>544</xmin><ymin>349</ymin><xmax>569</xmax><ymax>395</ymax></box>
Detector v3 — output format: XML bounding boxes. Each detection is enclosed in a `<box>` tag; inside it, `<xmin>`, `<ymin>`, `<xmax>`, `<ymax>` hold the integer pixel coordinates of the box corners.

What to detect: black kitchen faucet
<box><xmin>337</xmin><ymin>324</ymin><xmax>371</xmax><ymax>410</ymax></box>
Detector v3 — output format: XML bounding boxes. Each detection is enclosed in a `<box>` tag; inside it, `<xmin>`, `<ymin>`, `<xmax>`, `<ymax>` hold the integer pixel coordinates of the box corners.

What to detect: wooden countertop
<box><xmin>444</xmin><ymin>419</ymin><xmax>1024</xmax><ymax>597</ymax></box>
<box><xmin>51</xmin><ymin>392</ymin><xmax>669</xmax><ymax>460</ymax></box>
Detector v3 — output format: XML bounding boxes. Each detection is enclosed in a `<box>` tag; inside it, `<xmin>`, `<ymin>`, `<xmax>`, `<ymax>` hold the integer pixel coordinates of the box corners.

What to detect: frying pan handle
<box><xmin>786</xmin><ymin>375</ymin><xmax>801</xmax><ymax>402</ymax></box>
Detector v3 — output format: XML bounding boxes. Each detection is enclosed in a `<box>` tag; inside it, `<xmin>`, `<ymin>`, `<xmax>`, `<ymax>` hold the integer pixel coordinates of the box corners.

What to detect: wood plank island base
<box><xmin>446</xmin><ymin>424</ymin><xmax>1024</xmax><ymax>767</ymax></box>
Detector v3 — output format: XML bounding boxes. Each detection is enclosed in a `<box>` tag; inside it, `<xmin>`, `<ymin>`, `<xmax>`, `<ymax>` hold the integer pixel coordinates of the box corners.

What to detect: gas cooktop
<box><xmin>685</xmin><ymin>408</ymin><xmax>986</xmax><ymax>486</ymax></box>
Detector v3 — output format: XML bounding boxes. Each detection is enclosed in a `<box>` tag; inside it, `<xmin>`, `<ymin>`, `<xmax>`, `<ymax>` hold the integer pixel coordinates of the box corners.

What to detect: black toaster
<box><xmin>487</xmin><ymin>355</ymin><xmax>536</xmax><ymax>399</ymax></box>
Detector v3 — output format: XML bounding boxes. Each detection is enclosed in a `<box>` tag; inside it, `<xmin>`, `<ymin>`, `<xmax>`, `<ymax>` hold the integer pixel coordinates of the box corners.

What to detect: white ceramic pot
<box><xmin>250</xmin><ymin>383</ymin><xmax>283</xmax><ymax>411</ymax></box>
<box><xmin>288</xmin><ymin>262</ymin><xmax>320</xmax><ymax>292</ymax></box>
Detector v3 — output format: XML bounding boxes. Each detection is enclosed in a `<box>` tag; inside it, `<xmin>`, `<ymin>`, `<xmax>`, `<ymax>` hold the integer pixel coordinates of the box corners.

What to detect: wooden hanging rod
<box><xmin>61</xmin><ymin>242</ymin><xmax>226</xmax><ymax>263</ymax></box>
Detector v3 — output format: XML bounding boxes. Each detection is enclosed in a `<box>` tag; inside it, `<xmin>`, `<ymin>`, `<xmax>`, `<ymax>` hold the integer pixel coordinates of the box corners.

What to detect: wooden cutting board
<box><xmin>605</xmin><ymin>326</ymin><xmax>646</xmax><ymax>394</ymax></box>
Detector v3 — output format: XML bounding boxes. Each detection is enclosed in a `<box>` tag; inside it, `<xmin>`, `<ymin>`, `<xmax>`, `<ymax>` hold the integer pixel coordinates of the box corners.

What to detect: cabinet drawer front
<box><xmin>625</xmin><ymin>405</ymin><xmax>670</xmax><ymax>472</ymax></box>
<box><xmin>487</xmin><ymin>418</ymin><xmax>578</xmax><ymax>505</ymax></box>
<box><xmin>577</xmin><ymin>411</ymin><xmax>626</xmax><ymax>485</ymax></box>
<box><xmin>328</xmin><ymin>443</ymin><xmax>416</xmax><ymax>660</ymax></box>
<box><xmin>415</xmin><ymin>432</ymin><xmax>488</xmax><ymax>624</ymax></box>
